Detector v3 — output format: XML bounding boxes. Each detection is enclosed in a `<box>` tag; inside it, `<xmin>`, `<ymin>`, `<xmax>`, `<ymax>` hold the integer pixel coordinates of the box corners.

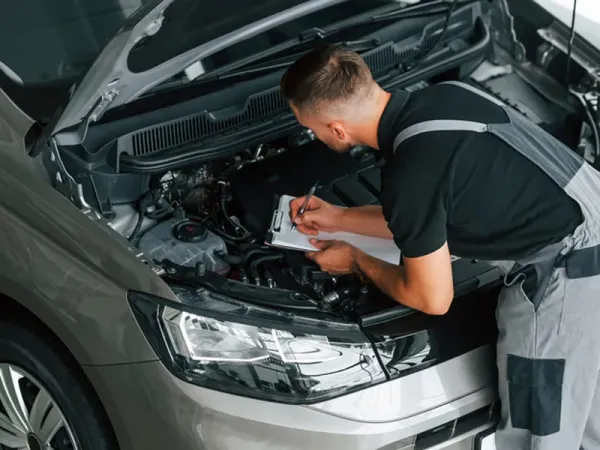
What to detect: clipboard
<box><xmin>265</xmin><ymin>194</ymin><xmax>403</xmax><ymax>265</ymax></box>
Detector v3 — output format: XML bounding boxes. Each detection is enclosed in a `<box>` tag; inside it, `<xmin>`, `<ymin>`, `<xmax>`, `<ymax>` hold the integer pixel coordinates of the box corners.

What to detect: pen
<box><xmin>291</xmin><ymin>180</ymin><xmax>319</xmax><ymax>230</ymax></box>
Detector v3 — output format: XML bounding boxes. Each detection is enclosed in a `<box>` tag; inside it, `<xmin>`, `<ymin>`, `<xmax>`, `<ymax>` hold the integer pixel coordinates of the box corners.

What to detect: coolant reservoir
<box><xmin>139</xmin><ymin>218</ymin><xmax>230</xmax><ymax>274</ymax></box>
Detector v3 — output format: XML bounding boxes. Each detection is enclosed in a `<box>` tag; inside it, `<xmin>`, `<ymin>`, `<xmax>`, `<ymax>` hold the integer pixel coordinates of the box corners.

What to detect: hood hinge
<box><xmin>32</xmin><ymin>87</ymin><xmax>120</xmax><ymax>156</ymax></box>
<box><xmin>52</xmin><ymin>88</ymin><xmax>119</xmax><ymax>147</ymax></box>
<box><xmin>90</xmin><ymin>88</ymin><xmax>119</xmax><ymax>122</ymax></box>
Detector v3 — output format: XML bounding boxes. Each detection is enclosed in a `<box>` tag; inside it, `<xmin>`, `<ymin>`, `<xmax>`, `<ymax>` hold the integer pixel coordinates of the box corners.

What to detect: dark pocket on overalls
<box><xmin>507</xmin><ymin>355</ymin><xmax>565</xmax><ymax>436</ymax></box>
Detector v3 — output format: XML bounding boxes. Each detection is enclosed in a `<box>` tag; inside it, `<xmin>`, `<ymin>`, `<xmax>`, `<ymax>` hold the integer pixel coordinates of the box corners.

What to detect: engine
<box><xmin>107</xmin><ymin>134</ymin><xmax>381</xmax><ymax>307</ymax></box>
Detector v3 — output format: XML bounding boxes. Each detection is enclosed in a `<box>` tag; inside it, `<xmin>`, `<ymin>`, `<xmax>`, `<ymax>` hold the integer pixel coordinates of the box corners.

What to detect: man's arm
<box><xmin>352</xmin><ymin>242</ymin><xmax>454</xmax><ymax>314</ymax></box>
<box><xmin>339</xmin><ymin>205</ymin><xmax>393</xmax><ymax>239</ymax></box>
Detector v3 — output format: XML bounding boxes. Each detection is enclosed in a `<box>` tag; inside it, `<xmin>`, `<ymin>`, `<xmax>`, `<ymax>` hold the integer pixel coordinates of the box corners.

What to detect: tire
<box><xmin>0</xmin><ymin>320</ymin><xmax>117</xmax><ymax>450</ymax></box>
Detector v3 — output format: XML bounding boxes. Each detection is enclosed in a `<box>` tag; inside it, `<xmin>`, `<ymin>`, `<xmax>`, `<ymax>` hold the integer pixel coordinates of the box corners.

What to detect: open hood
<box><xmin>46</xmin><ymin>0</ymin><xmax>600</xmax><ymax>147</ymax></box>
<box><xmin>48</xmin><ymin>0</ymin><xmax>346</xmax><ymax>146</ymax></box>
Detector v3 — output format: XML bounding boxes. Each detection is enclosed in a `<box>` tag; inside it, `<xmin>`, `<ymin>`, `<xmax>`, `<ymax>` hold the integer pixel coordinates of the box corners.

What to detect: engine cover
<box><xmin>139</xmin><ymin>218</ymin><xmax>230</xmax><ymax>274</ymax></box>
<box><xmin>229</xmin><ymin>140</ymin><xmax>383</xmax><ymax>237</ymax></box>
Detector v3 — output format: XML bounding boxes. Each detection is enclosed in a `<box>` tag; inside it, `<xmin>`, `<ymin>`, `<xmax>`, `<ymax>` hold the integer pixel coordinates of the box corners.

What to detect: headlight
<box><xmin>129</xmin><ymin>286</ymin><xmax>386</xmax><ymax>404</ymax></box>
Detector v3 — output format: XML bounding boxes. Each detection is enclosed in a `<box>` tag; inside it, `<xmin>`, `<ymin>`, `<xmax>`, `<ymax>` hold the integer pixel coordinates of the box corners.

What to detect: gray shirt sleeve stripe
<box><xmin>393</xmin><ymin>120</ymin><xmax>488</xmax><ymax>153</ymax></box>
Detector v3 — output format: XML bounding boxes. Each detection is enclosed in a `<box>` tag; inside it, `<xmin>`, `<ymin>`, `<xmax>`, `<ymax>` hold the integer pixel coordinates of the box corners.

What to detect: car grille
<box><xmin>381</xmin><ymin>402</ymin><xmax>499</xmax><ymax>450</ymax></box>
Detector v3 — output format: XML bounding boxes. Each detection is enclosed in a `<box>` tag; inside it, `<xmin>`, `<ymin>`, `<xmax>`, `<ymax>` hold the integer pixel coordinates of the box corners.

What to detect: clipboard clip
<box><xmin>269</xmin><ymin>209</ymin><xmax>284</xmax><ymax>233</ymax></box>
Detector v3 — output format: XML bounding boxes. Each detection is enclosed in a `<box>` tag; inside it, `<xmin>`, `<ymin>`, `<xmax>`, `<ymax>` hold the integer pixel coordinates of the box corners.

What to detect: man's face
<box><xmin>290</xmin><ymin>104</ymin><xmax>354</xmax><ymax>153</ymax></box>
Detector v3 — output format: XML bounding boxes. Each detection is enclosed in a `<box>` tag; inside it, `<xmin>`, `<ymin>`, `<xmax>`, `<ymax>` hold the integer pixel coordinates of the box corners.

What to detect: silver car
<box><xmin>0</xmin><ymin>0</ymin><xmax>597</xmax><ymax>449</ymax></box>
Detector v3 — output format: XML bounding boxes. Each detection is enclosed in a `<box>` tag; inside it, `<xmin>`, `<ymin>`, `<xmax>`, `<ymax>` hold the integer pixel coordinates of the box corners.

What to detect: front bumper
<box><xmin>84</xmin><ymin>346</ymin><xmax>497</xmax><ymax>450</ymax></box>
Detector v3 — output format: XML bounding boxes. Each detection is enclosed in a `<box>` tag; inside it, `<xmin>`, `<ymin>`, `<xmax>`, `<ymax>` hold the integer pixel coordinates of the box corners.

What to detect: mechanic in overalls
<box><xmin>280</xmin><ymin>44</ymin><xmax>600</xmax><ymax>449</ymax></box>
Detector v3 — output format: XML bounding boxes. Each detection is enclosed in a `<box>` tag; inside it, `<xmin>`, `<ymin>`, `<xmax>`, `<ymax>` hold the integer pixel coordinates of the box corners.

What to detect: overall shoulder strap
<box><xmin>393</xmin><ymin>120</ymin><xmax>488</xmax><ymax>153</ymax></box>
<box><xmin>443</xmin><ymin>82</ymin><xmax>600</xmax><ymax>264</ymax></box>
<box><xmin>392</xmin><ymin>81</ymin><xmax>508</xmax><ymax>153</ymax></box>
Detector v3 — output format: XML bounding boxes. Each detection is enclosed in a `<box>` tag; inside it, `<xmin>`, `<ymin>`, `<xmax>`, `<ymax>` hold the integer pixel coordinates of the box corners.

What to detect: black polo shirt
<box><xmin>378</xmin><ymin>83</ymin><xmax>583</xmax><ymax>261</ymax></box>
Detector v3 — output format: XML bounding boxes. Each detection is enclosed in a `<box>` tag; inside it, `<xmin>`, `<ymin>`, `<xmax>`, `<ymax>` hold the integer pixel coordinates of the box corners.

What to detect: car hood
<box><xmin>47</xmin><ymin>0</ymin><xmax>600</xmax><ymax>146</ymax></box>
<box><xmin>48</xmin><ymin>0</ymin><xmax>345</xmax><ymax>145</ymax></box>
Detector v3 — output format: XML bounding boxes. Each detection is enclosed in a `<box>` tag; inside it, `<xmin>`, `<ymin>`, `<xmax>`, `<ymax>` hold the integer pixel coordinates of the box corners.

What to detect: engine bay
<box><xmin>103</xmin><ymin>98</ymin><xmax>509</xmax><ymax>318</ymax></box>
<box><xmin>113</xmin><ymin>133</ymin><xmax>394</xmax><ymax>315</ymax></box>
<box><xmin>37</xmin><ymin>0</ymin><xmax>600</xmax><ymax>319</ymax></box>
<box><xmin>34</xmin><ymin>54</ymin><xmax>593</xmax><ymax>322</ymax></box>
<box><xmin>97</xmin><ymin>61</ymin><xmax>598</xmax><ymax>319</ymax></box>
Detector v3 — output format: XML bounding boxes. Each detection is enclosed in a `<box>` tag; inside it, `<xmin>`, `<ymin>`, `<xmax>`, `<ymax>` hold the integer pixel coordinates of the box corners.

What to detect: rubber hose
<box><xmin>216</xmin><ymin>252</ymin><xmax>244</xmax><ymax>266</ymax></box>
<box><xmin>129</xmin><ymin>190</ymin><xmax>164</xmax><ymax>241</ymax></box>
<box><xmin>210</xmin><ymin>223</ymin><xmax>249</xmax><ymax>243</ymax></box>
<box><xmin>128</xmin><ymin>210</ymin><xmax>144</xmax><ymax>242</ymax></box>
<box><xmin>219</xmin><ymin>193</ymin><xmax>250</xmax><ymax>238</ymax></box>
<box><xmin>249</xmin><ymin>253</ymin><xmax>285</xmax><ymax>281</ymax></box>
<box><xmin>243</xmin><ymin>248</ymin><xmax>274</xmax><ymax>274</ymax></box>
<box><xmin>187</xmin><ymin>214</ymin><xmax>249</xmax><ymax>243</ymax></box>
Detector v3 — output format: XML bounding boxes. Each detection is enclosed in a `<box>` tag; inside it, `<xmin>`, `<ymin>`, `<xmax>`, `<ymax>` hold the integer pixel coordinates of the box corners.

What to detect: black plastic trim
<box><xmin>121</xmin><ymin>4</ymin><xmax>478</xmax><ymax>159</ymax></box>
<box><xmin>474</xmin><ymin>425</ymin><xmax>498</xmax><ymax>449</ymax></box>
<box><xmin>120</xmin><ymin>117</ymin><xmax>300</xmax><ymax>172</ymax></box>
<box><xmin>382</xmin><ymin>14</ymin><xmax>490</xmax><ymax>91</ymax></box>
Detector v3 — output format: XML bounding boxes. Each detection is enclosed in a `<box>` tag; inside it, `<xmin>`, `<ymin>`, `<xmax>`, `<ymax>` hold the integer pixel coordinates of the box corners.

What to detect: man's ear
<box><xmin>328</xmin><ymin>122</ymin><xmax>346</xmax><ymax>140</ymax></box>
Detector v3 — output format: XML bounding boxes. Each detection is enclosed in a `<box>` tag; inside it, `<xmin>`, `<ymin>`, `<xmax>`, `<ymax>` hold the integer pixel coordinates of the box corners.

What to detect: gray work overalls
<box><xmin>393</xmin><ymin>81</ymin><xmax>600</xmax><ymax>449</ymax></box>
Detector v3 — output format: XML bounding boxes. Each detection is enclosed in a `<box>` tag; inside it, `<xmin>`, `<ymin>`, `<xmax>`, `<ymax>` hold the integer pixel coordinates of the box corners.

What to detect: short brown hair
<box><xmin>280</xmin><ymin>44</ymin><xmax>374</xmax><ymax>114</ymax></box>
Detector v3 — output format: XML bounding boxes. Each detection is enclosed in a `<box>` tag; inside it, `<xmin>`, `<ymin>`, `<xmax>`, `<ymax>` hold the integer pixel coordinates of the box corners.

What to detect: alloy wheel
<box><xmin>0</xmin><ymin>364</ymin><xmax>80</xmax><ymax>450</ymax></box>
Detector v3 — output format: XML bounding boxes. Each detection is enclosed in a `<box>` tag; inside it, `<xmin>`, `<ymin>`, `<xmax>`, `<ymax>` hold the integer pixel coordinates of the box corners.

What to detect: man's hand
<box><xmin>289</xmin><ymin>196</ymin><xmax>345</xmax><ymax>236</ymax></box>
<box><xmin>305</xmin><ymin>238</ymin><xmax>358</xmax><ymax>275</ymax></box>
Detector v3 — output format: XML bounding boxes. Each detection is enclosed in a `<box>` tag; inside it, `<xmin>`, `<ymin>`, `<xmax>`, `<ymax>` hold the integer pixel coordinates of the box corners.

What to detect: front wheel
<box><xmin>0</xmin><ymin>321</ymin><xmax>117</xmax><ymax>450</ymax></box>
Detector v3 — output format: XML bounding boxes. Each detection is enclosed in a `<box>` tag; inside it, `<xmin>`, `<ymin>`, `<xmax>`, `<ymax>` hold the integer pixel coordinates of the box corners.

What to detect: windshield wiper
<box><xmin>150</xmin><ymin>34</ymin><xmax>383</xmax><ymax>92</ymax></box>
<box><xmin>204</xmin><ymin>0</ymin><xmax>465</xmax><ymax>78</ymax></box>
<box><xmin>207</xmin><ymin>38</ymin><xmax>383</xmax><ymax>81</ymax></box>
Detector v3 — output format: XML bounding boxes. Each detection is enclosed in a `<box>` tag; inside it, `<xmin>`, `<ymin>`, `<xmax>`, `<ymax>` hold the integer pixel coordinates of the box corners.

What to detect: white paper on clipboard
<box><xmin>265</xmin><ymin>194</ymin><xmax>403</xmax><ymax>265</ymax></box>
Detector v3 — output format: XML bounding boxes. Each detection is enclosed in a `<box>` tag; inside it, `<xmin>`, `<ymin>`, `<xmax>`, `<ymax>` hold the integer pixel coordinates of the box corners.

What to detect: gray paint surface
<box><xmin>0</xmin><ymin>87</ymin><xmax>177</xmax><ymax>365</ymax></box>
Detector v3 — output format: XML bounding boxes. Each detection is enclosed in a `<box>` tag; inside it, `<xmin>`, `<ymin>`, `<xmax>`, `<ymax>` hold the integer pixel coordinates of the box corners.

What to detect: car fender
<box><xmin>0</xmin><ymin>87</ymin><xmax>178</xmax><ymax>366</ymax></box>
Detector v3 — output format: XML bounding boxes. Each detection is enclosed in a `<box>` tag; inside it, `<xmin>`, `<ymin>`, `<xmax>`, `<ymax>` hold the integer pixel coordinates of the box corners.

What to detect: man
<box><xmin>280</xmin><ymin>44</ymin><xmax>600</xmax><ymax>449</ymax></box>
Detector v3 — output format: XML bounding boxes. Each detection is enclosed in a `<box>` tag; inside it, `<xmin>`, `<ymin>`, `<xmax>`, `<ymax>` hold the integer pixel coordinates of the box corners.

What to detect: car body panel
<box><xmin>0</xmin><ymin>87</ymin><xmax>177</xmax><ymax>365</ymax></box>
<box><xmin>84</xmin><ymin>349</ymin><xmax>495</xmax><ymax>450</ymax></box>
<box><xmin>306</xmin><ymin>346</ymin><xmax>495</xmax><ymax>422</ymax></box>
<box><xmin>0</xmin><ymin>83</ymin><xmax>33</xmax><ymax>141</ymax></box>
